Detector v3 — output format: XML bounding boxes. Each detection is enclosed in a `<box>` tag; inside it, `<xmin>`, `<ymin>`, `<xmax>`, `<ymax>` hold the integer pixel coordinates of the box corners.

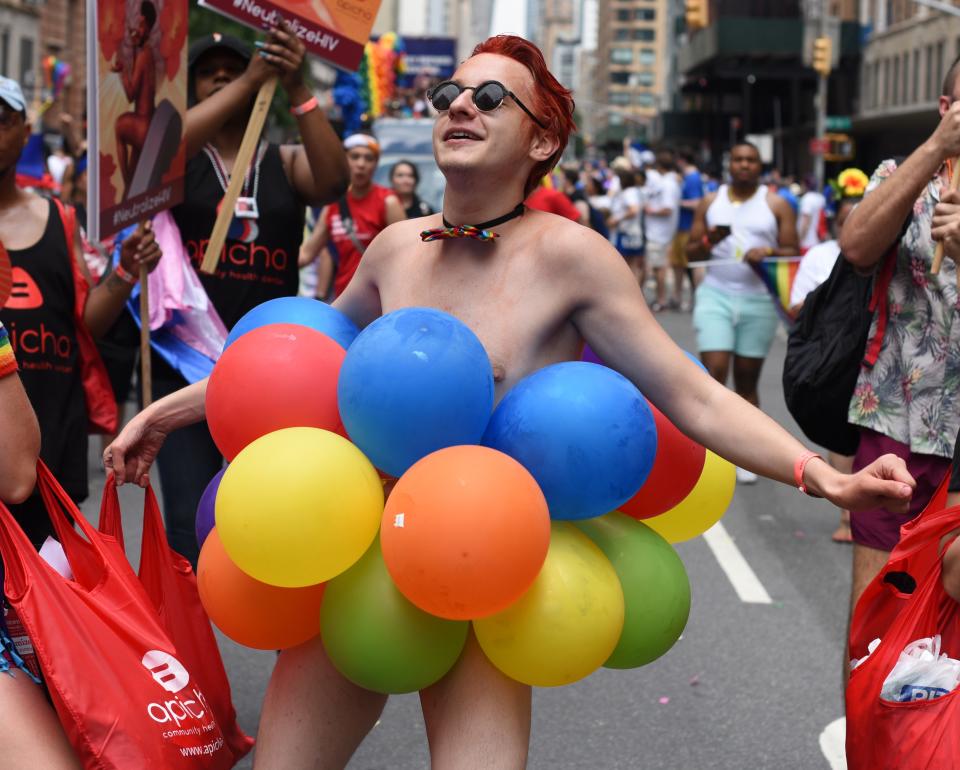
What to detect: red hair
<box><xmin>471</xmin><ymin>35</ymin><xmax>576</xmax><ymax>197</ymax></box>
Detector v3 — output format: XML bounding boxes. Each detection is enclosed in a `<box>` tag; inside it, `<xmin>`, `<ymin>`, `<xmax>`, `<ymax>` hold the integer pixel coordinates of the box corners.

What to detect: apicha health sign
<box><xmin>199</xmin><ymin>0</ymin><xmax>381</xmax><ymax>70</ymax></box>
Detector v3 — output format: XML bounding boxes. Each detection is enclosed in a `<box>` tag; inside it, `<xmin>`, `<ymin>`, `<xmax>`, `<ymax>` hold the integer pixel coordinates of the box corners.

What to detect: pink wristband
<box><xmin>290</xmin><ymin>95</ymin><xmax>319</xmax><ymax>117</ymax></box>
<box><xmin>794</xmin><ymin>450</ymin><xmax>823</xmax><ymax>496</ymax></box>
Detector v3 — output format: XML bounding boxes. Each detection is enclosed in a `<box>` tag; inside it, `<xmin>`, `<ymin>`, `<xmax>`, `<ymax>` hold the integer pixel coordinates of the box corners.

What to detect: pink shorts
<box><xmin>850</xmin><ymin>428</ymin><xmax>951</xmax><ymax>552</ymax></box>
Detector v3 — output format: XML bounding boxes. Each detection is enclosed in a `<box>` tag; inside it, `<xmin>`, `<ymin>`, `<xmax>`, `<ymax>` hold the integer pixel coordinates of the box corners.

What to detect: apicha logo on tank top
<box><xmin>215</xmin><ymin>198</ymin><xmax>259</xmax><ymax>244</ymax></box>
<box><xmin>3</xmin><ymin>265</ymin><xmax>74</xmax><ymax>369</ymax></box>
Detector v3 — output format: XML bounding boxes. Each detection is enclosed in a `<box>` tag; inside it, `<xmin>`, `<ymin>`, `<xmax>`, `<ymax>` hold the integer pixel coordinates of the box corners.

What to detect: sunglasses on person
<box><xmin>427</xmin><ymin>80</ymin><xmax>547</xmax><ymax>129</ymax></box>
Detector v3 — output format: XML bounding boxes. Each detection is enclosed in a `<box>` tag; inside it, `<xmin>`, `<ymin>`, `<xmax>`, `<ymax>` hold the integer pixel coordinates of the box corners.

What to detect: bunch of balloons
<box><xmin>197</xmin><ymin>301</ymin><xmax>737</xmax><ymax>694</ymax></box>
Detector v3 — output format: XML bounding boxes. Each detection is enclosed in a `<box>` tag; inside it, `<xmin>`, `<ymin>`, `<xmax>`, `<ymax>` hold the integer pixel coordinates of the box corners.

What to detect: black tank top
<box><xmin>171</xmin><ymin>143</ymin><xmax>305</xmax><ymax>330</ymax></box>
<box><xmin>0</xmin><ymin>199</ymin><xmax>87</xmax><ymax>543</ymax></box>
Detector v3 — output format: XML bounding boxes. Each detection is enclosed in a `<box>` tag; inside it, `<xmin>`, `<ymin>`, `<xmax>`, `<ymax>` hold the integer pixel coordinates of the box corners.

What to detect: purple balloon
<box><xmin>580</xmin><ymin>344</ymin><xmax>604</xmax><ymax>365</ymax></box>
<box><xmin>195</xmin><ymin>468</ymin><xmax>226</xmax><ymax>550</ymax></box>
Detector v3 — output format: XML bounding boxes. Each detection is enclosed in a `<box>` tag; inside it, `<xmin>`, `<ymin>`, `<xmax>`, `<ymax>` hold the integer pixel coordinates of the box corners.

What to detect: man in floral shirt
<box><xmin>841</xmin><ymin>57</ymin><xmax>960</xmax><ymax>632</ymax></box>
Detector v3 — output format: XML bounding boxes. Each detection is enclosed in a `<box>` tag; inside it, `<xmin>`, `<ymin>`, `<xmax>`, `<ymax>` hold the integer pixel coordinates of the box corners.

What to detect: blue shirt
<box><xmin>678</xmin><ymin>169</ymin><xmax>703</xmax><ymax>232</ymax></box>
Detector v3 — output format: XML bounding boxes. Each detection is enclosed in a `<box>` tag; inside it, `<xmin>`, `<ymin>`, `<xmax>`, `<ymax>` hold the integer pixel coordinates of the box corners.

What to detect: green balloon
<box><xmin>575</xmin><ymin>512</ymin><xmax>690</xmax><ymax>669</ymax></box>
<box><xmin>320</xmin><ymin>537</ymin><xmax>469</xmax><ymax>694</ymax></box>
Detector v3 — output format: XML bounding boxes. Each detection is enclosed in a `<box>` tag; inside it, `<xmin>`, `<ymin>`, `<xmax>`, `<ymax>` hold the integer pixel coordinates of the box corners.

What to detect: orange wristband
<box><xmin>794</xmin><ymin>450</ymin><xmax>823</xmax><ymax>496</ymax></box>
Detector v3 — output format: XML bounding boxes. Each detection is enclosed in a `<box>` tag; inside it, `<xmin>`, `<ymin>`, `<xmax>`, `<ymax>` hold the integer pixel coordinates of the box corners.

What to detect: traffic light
<box><xmin>812</xmin><ymin>36</ymin><xmax>832</xmax><ymax>77</ymax></box>
<box><xmin>685</xmin><ymin>0</ymin><xmax>708</xmax><ymax>30</ymax></box>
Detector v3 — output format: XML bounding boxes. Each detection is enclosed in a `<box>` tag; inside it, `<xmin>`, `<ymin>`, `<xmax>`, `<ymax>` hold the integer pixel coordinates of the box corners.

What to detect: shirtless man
<box><xmin>105</xmin><ymin>35</ymin><xmax>916</xmax><ymax>769</ymax></box>
<box><xmin>114</xmin><ymin>0</ymin><xmax>157</xmax><ymax>196</ymax></box>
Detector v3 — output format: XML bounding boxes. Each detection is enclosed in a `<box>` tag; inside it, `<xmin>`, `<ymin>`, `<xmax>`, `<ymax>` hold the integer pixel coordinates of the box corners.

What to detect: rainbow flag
<box><xmin>749</xmin><ymin>258</ymin><xmax>801</xmax><ymax>324</ymax></box>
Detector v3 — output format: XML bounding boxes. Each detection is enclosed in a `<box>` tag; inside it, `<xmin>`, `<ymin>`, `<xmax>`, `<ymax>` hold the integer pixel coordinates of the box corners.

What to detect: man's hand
<box><xmin>705</xmin><ymin>226</ymin><xmax>730</xmax><ymax>246</ymax></box>
<box><xmin>743</xmin><ymin>247</ymin><xmax>771</xmax><ymax>264</ymax></box>
<box><xmin>119</xmin><ymin>221</ymin><xmax>162</xmax><ymax>275</ymax></box>
<box><xmin>932</xmin><ymin>189</ymin><xmax>960</xmax><ymax>263</ymax></box>
<box><xmin>820</xmin><ymin>453</ymin><xmax>916</xmax><ymax>514</ymax></box>
<box><xmin>930</xmin><ymin>101</ymin><xmax>960</xmax><ymax>159</ymax></box>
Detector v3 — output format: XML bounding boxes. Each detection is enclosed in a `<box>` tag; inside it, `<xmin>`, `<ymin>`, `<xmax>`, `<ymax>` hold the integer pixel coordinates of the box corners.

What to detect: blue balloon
<box><xmin>338</xmin><ymin>308</ymin><xmax>495</xmax><ymax>477</ymax></box>
<box><xmin>224</xmin><ymin>297</ymin><xmax>360</xmax><ymax>351</ymax></box>
<box><xmin>482</xmin><ymin>362</ymin><xmax>657</xmax><ymax>520</ymax></box>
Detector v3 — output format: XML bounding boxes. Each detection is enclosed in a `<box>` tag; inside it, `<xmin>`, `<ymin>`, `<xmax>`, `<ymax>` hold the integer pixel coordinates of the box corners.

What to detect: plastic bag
<box><xmin>879</xmin><ymin>635</ymin><xmax>960</xmax><ymax>703</ymax></box>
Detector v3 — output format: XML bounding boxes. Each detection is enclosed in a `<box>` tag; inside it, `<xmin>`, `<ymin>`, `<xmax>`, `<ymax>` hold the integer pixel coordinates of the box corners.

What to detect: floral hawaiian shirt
<box><xmin>848</xmin><ymin>159</ymin><xmax>960</xmax><ymax>458</ymax></box>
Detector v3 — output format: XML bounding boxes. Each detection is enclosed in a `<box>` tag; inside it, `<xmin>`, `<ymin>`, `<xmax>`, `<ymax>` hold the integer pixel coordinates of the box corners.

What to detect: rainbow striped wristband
<box><xmin>0</xmin><ymin>322</ymin><xmax>17</xmax><ymax>378</ymax></box>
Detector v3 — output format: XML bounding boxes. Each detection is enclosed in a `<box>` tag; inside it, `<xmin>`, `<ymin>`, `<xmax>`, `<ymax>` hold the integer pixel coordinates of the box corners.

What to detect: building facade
<box><xmin>595</xmin><ymin>0</ymin><xmax>671</xmax><ymax>145</ymax></box>
<box><xmin>854</xmin><ymin>0</ymin><xmax>960</xmax><ymax>169</ymax></box>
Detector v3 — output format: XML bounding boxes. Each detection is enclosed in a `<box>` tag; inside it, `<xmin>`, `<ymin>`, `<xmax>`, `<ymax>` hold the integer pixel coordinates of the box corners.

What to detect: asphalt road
<box><xmin>79</xmin><ymin>308</ymin><xmax>852</xmax><ymax>770</ymax></box>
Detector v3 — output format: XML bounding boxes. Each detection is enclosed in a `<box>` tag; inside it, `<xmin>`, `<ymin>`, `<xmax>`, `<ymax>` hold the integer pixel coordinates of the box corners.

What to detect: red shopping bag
<box><xmin>846</xmin><ymin>475</ymin><xmax>960</xmax><ymax>770</ymax></box>
<box><xmin>0</xmin><ymin>463</ymin><xmax>234</xmax><ymax>769</ymax></box>
<box><xmin>848</xmin><ymin>473</ymin><xmax>951</xmax><ymax>662</ymax></box>
<box><xmin>98</xmin><ymin>476</ymin><xmax>254</xmax><ymax>764</ymax></box>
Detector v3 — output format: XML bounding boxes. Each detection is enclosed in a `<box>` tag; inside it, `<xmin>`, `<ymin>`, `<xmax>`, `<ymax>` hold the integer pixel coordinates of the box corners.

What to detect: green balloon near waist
<box><xmin>320</xmin><ymin>537</ymin><xmax>470</xmax><ymax>694</ymax></box>
<box><xmin>575</xmin><ymin>511</ymin><xmax>691</xmax><ymax>669</ymax></box>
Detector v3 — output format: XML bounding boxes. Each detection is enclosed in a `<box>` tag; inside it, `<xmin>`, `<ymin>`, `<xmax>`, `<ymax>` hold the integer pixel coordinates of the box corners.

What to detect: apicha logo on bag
<box><xmin>142</xmin><ymin>650</ymin><xmax>190</xmax><ymax>693</ymax></box>
<box><xmin>141</xmin><ymin>649</ymin><xmax>213</xmax><ymax>731</ymax></box>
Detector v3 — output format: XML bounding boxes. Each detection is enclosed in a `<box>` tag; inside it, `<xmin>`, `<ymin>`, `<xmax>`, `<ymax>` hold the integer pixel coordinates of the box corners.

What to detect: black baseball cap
<box><xmin>188</xmin><ymin>33</ymin><xmax>252</xmax><ymax>70</ymax></box>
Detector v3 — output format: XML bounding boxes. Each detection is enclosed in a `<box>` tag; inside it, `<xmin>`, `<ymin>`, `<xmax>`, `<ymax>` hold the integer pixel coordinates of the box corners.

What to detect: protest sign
<box><xmin>86</xmin><ymin>0</ymin><xmax>188</xmax><ymax>242</ymax></box>
<box><xmin>198</xmin><ymin>0</ymin><xmax>381</xmax><ymax>71</ymax></box>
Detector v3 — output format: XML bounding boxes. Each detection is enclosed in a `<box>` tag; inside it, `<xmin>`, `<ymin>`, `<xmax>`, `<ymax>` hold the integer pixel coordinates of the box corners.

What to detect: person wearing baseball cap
<box><xmin>0</xmin><ymin>76</ymin><xmax>26</xmax><ymax>115</ymax></box>
<box><xmin>151</xmin><ymin>21</ymin><xmax>349</xmax><ymax>567</ymax></box>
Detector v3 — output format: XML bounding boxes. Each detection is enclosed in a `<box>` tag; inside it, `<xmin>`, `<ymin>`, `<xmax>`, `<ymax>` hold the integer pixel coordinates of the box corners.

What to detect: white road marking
<box><xmin>702</xmin><ymin>522</ymin><xmax>773</xmax><ymax>604</ymax></box>
<box><xmin>818</xmin><ymin>717</ymin><xmax>847</xmax><ymax>770</ymax></box>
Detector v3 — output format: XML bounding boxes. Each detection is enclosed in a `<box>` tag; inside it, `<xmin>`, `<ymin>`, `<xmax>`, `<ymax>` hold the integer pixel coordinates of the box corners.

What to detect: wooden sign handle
<box><xmin>200</xmin><ymin>77</ymin><xmax>278</xmax><ymax>275</ymax></box>
<box><xmin>932</xmin><ymin>156</ymin><xmax>960</xmax><ymax>274</ymax></box>
<box><xmin>139</xmin><ymin>263</ymin><xmax>151</xmax><ymax>407</ymax></box>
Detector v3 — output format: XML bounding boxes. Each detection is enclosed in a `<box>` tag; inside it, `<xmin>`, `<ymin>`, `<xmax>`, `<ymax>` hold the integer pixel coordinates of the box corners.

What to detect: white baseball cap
<box><xmin>0</xmin><ymin>76</ymin><xmax>25</xmax><ymax>113</ymax></box>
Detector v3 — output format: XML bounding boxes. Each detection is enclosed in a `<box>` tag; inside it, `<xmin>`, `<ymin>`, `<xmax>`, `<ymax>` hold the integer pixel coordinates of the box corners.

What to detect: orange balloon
<box><xmin>381</xmin><ymin>445</ymin><xmax>551</xmax><ymax>620</ymax></box>
<box><xmin>198</xmin><ymin>528</ymin><xmax>325</xmax><ymax>650</ymax></box>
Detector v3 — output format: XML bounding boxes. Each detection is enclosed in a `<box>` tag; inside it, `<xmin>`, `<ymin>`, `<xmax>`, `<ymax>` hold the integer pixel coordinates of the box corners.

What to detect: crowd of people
<box><xmin>0</xmin><ymin>22</ymin><xmax>958</xmax><ymax>769</ymax></box>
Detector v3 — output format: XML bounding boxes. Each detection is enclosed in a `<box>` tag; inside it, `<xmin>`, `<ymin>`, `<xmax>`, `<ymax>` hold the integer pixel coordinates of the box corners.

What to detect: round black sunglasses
<box><xmin>427</xmin><ymin>80</ymin><xmax>547</xmax><ymax>129</ymax></box>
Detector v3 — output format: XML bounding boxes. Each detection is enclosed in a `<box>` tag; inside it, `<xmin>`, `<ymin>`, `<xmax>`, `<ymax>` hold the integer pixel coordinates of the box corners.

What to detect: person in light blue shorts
<box><xmin>685</xmin><ymin>143</ymin><xmax>799</xmax><ymax>483</ymax></box>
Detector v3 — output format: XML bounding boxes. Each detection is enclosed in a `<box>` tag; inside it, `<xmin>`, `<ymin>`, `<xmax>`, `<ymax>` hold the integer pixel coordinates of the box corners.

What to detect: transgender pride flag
<box><xmin>749</xmin><ymin>258</ymin><xmax>801</xmax><ymax>325</ymax></box>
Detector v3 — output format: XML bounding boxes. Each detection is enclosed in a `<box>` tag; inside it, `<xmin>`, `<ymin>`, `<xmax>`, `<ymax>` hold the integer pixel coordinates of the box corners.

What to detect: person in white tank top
<box><xmin>685</xmin><ymin>142</ymin><xmax>799</xmax><ymax>483</ymax></box>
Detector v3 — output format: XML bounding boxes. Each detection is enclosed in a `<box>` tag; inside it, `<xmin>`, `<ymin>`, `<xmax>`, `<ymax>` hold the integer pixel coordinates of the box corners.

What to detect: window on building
<box><xmin>632</xmin><ymin>28</ymin><xmax>655</xmax><ymax>41</ymax></box>
<box><xmin>610</xmin><ymin>47</ymin><xmax>633</xmax><ymax>64</ymax></box>
<box><xmin>901</xmin><ymin>52</ymin><xmax>908</xmax><ymax>106</ymax></box>
<box><xmin>0</xmin><ymin>30</ymin><xmax>8</xmax><ymax>79</ymax></box>
<box><xmin>892</xmin><ymin>55</ymin><xmax>899</xmax><ymax>106</ymax></box>
<box><xmin>937</xmin><ymin>41</ymin><xmax>945</xmax><ymax>95</ymax></box>
<box><xmin>913</xmin><ymin>49</ymin><xmax>920</xmax><ymax>103</ymax></box>
<box><xmin>631</xmin><ymin>72</ymin><xmax>655</xmax><ymax>87</ymax></box>
<box><xmin>639</xmin><ymin>48</ymin><xmax>656</xmax><ymax>65</ymax></box>
<box><xmin>872</xmin><ymin>60</ymin><xmax>880</xmax><ymax>109</ymax></box>
<box><xmin>636</xmin><ymin>94</ymin><xmax>656</xmax><ymax>107</ymax></box>
<box><xmin>18</xmin><ymin>37</ymin><xmax>33</xmax><ymax>92</ymax></box>
<box><xmin>616</xmin><ymin>9</ymin><xmax>631</xmax><ymax>21</ymax></box>
<box><xmin>883</xmin><ymin>57</ymin><xmax>890</xmax><ymax>107</ymax></box>
<box><xmin>634</xmin><ymin>8</ymin><xmax>655</xmax><ymax>20</ymax></box>
<box><xmin>609</xmin><ymin>92</ymin><xmax>631</xmax><ymax>105</ymax></box>
<box><xmin>609</xmin><ymin>71</ymin><xmax>630</xmax><ymax>85</ymax></box>
<box><xmin>926</xmin><ymin>44</ymin><xmax>935</xmax><ymax>101</ymax></box>
<box><xmin>614</xmin><ymin>28</ymin><xmax>630</xmax><ymax>41</ymax></box>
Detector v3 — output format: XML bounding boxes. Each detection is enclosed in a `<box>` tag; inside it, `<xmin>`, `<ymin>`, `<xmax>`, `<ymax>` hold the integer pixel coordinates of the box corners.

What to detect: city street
<box><xmin>79</xmin><ymin>309</ymin><xmax>851</xmax><ymax>770</ymax></box>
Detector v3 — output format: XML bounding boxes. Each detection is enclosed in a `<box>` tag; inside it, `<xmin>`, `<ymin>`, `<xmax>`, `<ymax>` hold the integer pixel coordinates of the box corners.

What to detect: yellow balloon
<box><xmin>473</xmin><ymin>522</ymin><xmax>624</xmax><ymax>687</ymax></box>
<box><xmin>217</xmin><ymin>427</ymin><xmax>383</xmax><ymax>587</ymax></box>
<box><xmin>642</xmin><ymin>450</ymin><xmax>735</xmax><ymax>543</ymax></box>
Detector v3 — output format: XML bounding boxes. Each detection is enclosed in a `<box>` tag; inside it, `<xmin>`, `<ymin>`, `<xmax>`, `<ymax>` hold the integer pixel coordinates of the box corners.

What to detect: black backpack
<box><xmin>782</xmin><ymin>226</ymin><xmax>905</xmax><ymax>456</ymax></box>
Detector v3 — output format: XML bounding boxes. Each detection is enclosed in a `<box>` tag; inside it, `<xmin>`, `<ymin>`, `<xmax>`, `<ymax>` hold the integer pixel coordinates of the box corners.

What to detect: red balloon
<box><xmin>621</xmin><ymin>402</ymin><xmax>706</xmax><ymax>520</ymax></box>
<box><xmin>206</xmin><ymin>323</ymin><xmax>345</xmax><ymax>460</ymax></box>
